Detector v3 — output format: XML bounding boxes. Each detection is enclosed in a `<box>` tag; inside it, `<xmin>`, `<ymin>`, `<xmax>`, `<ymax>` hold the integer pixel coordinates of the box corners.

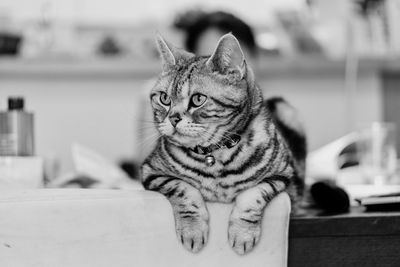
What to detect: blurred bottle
<box><xmin>0</xmin><ymin>97</ymin><xmax>34</xmax><ymax>156</ymax></box>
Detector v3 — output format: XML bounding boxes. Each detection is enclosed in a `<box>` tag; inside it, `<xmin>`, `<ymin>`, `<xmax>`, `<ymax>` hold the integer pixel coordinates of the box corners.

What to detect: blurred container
<box><xmin>0</xmin><ymin>33</ymin><xmax>22</xmax><ymax>55</ymax></box>
<box><xmin>0</xmin><ymin>6</ymin><xmax>22</xmax><ymax>56</ymax></box>
<box><xmin>0</xmin><ymin>157</ymin><xmax>43</xmax><ymax>189</ymax></box>
<box><xmin>0</xmin><ymin>97</ymin><xmax>34</xmax><ymax>156</ymax></box>
<box><xmin>358</xmin><ymin>122</ymin><xmax>397</xmax><ymax>185</ymax></box>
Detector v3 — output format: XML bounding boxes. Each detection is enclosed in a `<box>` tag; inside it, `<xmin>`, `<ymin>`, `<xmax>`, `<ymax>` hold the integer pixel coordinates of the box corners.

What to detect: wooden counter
<box><xmin>289</xmin><ymin>208</ymin><xmax>400</xmax><ymax>267</ymax></box>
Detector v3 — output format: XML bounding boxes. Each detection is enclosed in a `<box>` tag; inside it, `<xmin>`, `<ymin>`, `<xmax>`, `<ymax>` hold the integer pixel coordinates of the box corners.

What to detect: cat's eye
<box><xmin>159</xmin><ymin>92</ymin><xmax>171</xmax><ymax>106</ymax></box>
<box><xmin>190</xmin><ymin>93</ymin><xmax>207</xmax><ymax>107</ymax></box>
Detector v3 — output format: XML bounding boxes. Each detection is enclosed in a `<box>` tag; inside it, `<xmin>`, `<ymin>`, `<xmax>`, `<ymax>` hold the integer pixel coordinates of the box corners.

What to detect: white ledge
<box><xmin>0</xmin><ymin>189</ymin><xmax>290</xmax><ymax>267</ymax></box>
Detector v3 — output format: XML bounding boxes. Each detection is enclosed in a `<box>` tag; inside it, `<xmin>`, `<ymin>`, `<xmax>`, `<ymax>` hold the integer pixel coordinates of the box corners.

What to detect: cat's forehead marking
<box><xmin>166</xmin><ymin>78</ymin><xmax>175</xmax><ymax>96</ymax></box>
<box><xmin>180</xmin><ymin>81</ymin><xmax>190</xmax><ymax>98</ymax></box>
<box><xmin>170</xmin><ymin>58</ymin><xmax>201</xmax><ymax>99</ymax></box>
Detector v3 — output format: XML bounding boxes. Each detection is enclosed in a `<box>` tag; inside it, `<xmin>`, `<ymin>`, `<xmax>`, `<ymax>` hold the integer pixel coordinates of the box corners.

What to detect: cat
<box><xmin>141</xmin><ymin>33</ymin><xmax>306</xmax><ymax>255</ymax></box>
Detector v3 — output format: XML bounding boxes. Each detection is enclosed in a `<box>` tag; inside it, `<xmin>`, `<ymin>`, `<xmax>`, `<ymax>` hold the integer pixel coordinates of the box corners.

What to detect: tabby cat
<box><xmin>141</xmin><ymin>33</ymin><xmax>306</xmax><ymax>255</ymax></box>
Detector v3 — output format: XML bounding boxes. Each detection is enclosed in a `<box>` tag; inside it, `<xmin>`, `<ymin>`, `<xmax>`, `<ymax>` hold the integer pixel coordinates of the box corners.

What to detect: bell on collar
<box><xmin>205</xmin><ymin>155</ymin><xmax>216</xmax><ymax>166</ymax></box>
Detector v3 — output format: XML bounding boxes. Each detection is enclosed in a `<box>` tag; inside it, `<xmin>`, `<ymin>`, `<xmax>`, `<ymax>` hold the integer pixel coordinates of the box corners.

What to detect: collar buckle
<box><xmin>192</xmin><ymin>135</ymin><xmax>241</xmax><ymax>155</ymax></box>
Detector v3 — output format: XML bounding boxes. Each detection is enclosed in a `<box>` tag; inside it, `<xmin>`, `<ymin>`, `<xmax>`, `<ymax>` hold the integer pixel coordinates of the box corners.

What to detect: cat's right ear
<box><xmin>156</xmin><ymin>34</ymin><xmax>175</xmax><ymax>71</ymax></box>
<box><xmin>155</xmin><ymin>34</ymin><xmax>193</xmax><ymax>72</ymax></box>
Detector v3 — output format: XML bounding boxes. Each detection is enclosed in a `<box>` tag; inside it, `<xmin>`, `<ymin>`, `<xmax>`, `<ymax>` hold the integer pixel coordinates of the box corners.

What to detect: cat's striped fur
<box><xmin>141</xmin><ymin>34</ymin><xmax>306</xmax><ymax>255</ymax></box>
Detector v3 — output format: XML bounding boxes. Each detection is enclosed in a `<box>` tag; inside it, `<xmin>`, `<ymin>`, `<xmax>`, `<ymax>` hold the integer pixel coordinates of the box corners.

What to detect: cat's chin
<box><xmin>168</xmin><ymin>134</ymin><xmax>205</xmax><ymax>149</ymax></box>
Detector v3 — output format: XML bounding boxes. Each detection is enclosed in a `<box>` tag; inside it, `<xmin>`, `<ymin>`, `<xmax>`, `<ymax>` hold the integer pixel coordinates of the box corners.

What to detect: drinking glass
<box><xmin>358</xmin><ymin>122</ymin><xmax>397</xmax><ymax>185</ymax></box>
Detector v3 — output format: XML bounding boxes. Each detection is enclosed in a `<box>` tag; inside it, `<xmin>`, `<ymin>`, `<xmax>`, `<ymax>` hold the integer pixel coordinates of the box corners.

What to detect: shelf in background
<box><xmin>1</xmin><ymin>56</ymin><xmax>398</xmax><ymax>80</ymax></box>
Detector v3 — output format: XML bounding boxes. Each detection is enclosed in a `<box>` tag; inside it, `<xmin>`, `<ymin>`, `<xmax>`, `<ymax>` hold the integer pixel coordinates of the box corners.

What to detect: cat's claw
<box><xmin>228</xmin><ymin>217</ymin><xmax>261</xmax><ymax>255</ymax></box>
<box><xmin>176</xmin><ymin>217</ymin><xmax>209</xmax><ymax>253</ymax></box>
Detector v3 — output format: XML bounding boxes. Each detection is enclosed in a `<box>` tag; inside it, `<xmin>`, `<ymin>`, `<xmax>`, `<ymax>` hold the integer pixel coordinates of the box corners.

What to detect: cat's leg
<box><xmin>228</xmin><ymin>177</ymin><xmax>288</xmax><ymax>255</ymax></box>
<box><xmin>143</xmin><ymin>175</ymin><xmax>209</xmax><ymax>253</ymax></box>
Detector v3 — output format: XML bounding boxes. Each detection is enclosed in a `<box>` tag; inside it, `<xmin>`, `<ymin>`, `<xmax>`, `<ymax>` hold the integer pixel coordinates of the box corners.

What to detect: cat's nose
<box><xmin>169</xmin><ymin>113</ymin><xmax>182</xmax><ymax>127</ymax></box>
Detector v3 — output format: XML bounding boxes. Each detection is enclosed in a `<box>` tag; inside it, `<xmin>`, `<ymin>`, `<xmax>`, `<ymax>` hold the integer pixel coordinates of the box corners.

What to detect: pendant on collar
<box><xmin>205</xmin><ymin>154</ymin><xmax>216</xmax><ymax>166</ymax></box>
<box><xmin>191</xmin><ymin>135</ymin><xmax>241</xmax><ymax>166</ymax></box>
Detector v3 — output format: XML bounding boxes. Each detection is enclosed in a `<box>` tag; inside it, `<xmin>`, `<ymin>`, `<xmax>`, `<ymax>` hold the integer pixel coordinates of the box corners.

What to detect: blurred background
<box><xmin>1</xmin><ymin>0</ymin><xmax>400</xmax><ymax>189</ymax></box>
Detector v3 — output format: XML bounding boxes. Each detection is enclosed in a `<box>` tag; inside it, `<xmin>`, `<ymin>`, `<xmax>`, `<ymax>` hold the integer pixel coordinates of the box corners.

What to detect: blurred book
<box><xmin>357</xmin><ymin>191</ymin><xmax>400</xmax><ymax>211</ymax></box>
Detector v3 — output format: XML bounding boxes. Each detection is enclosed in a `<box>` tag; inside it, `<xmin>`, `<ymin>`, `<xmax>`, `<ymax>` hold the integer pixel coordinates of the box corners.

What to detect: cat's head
<box><xmin>150</xmin><ymin>33</ymin><xmax>262</xmax><ymax>148</ymax></box>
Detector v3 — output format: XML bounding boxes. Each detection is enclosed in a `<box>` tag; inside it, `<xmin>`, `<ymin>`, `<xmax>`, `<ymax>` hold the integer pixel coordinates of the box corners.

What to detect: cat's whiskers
<box><xmin>212</xmin><ymin>138</ymin><xmax>223</xmax><ymax>150</ymax></box>
<box><xmin>197</xmin><ymin>132</ymin><xmax>222</xmax><ymax>150</ymax></box>
<box><xmin>219</xmin><ymin>128</ymin><xmax>241</xmax><ymax>138</ymax></box>
<box><xmin>135</xmin><ymin>118</ymin><xmax>159</xmax><ymax>124</ymax></box>
<box><xmin>202</xmin><ymin>129</ymin><xmax>219</xmax><ymax>145</ymax></box>
<box><xmin>140</xmin><ymin>137</ymin><xmax>161</xmax><ymax>155</ymax></box>
<box><xmin>204</xmin><ymin>128</ymin><xmax>236</xmax><ymax>145</ymax></box>
<box><xmin>137</xmin><ymin>121</ymin><xmax>157</xmax><ymax>124</ymax></box>
<box><xmin>140</xmin><ymin>132</ymin><xmax>159</xmax><ymax>145</ymax></box>
<box><xmin>137</xmin><ymin>124</ymin><xmax>159</xmax><ymax>131</ymax></box>
<box><xmin>217</xmin><ymin>130</ymin><xmax>241</xmax><ymax>143</ymax></box>
<box><xmin>187</xmin><ymin>123</ymin><xmax>206</xmax><ymax>130</ymax></box>
<box><xmin>201</xmin><ymin>129</ymin><xmax>215</xmax><ymax>144</ymax></box>
<box><xmin>140</xmin><ymin>132</ymin><xmax>161</xmax><ymax>151</ymax></box>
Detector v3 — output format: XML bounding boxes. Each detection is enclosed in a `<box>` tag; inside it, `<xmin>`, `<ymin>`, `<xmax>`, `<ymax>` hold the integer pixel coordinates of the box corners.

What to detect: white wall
<box><xmin>0</xmin><ymin>60</ymin><xmax>383</xmax><ymax>177</ymax></box>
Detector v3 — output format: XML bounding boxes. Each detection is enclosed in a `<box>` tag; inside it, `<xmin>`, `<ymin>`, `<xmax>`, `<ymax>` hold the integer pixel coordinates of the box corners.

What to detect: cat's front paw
<box><xmin>175</xmin><ymin>215</ymin><xmax>209</xmax><ymax>253</ymax></box>
<box><xmin>228</xmin><ymin>215</ymin><xmax>261</xmax><ymax>255</ymax></box>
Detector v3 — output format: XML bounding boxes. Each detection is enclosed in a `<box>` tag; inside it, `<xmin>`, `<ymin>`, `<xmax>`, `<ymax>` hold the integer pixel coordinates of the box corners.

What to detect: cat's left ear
<box><xmin>206</xmin><ymin>33</ymin><xmax>246</xmax><ymax>78</ymax></box>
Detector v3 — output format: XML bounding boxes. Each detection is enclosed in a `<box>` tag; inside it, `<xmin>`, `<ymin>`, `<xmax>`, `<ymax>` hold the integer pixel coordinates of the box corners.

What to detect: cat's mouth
<box><xmin>170</xmin><ymin>128</ymin><xmax>207</xmax><ymax>147</ymax></box>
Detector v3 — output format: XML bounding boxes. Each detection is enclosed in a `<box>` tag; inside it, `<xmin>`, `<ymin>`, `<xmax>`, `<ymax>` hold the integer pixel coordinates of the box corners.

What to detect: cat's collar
<box><xmin>191</xmin><ymin>135</ymin><xmax>241</xmax><ymax>156</ymax></box>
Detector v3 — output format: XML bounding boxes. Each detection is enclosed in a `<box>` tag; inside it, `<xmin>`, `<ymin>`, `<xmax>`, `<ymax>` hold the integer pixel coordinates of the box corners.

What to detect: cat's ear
<box><xmin>155</xmin><ymin>34</ymin><xmax>193</xmax><ymax>72</ymax></box>
<box><xmin>155</xmin><ymin>34</ymin><xmax>175</xmax><ymax>71</ymax></box>
<box><xmin>206</xmin><ymin>33</ymin><xmax>246</xmax><ymax>78</ymax></box>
